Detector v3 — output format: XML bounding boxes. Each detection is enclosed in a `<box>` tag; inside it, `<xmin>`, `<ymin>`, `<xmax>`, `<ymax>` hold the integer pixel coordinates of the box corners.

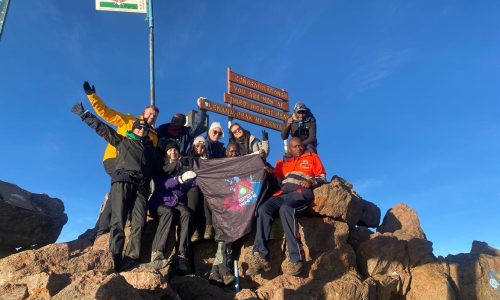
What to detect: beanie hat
<box><xmin>209</xmin><ymin>122</ymin><xmax>224</xmax><ymax>137</ymax></box>
<box><xmin>294</xmin><ymin>102</ymin><xmax>307</xmax><ymax>113</ymax></box>
<box><xmin>193</xmin><ymin>136</ymin><xmax>206</xmax><ymax>146</ymax></box>
<box><xmin>132</xmin><ymin>119</ymin><xmax>149</xmax><ymax>130</ymax></box>
<box><xmin>164</xmin><ymin>141</ymin><xmax>180</xmax><ymax>152</ymax></box>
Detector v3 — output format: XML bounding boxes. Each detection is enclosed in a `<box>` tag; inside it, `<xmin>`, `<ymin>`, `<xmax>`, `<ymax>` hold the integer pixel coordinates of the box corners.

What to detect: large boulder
<box><xmin>311</xmin><ymin>176</ymin><xmax>380</xmax><ymax>227</ymax></box>
<box><xmin>445</xmin><ymin>241</ymin><xmax>500</xmax><ymax>300</ymax></box>
<box><xmin>406</xmin><ymin>263</ymin><xmax>457</xmax><ymax>300</ymax></box>
<box><xmin>0</xmin><ymin>180</ymin><xmax>67</xmax><ymax>255</ymax></box>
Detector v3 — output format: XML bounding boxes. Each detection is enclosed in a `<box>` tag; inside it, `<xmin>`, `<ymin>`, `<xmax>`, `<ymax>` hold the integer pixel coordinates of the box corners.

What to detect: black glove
<box><xmin>261</xmin><ymin>130</ymin><xmax>268</xmax><ymax>141</ymax></box>
<box><xmin>83</xmin><ymin>81</ymin><xmax>96</xmax><ymax>95</ymax></box>
<box><xmin>71</xmin><ymin>102</ymin><xmax>88</xmax><ymax>119</ymax></box>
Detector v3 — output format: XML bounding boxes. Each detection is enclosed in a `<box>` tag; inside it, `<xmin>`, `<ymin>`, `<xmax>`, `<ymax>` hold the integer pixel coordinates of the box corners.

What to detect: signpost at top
<box><xmin>95</xmin><ymin>0</ymin><xmax>155</xmax><ymax>106</ymax></box>
<box><xmin>200</xmin><ymin>67</ymin><xmax>290</xmax><ymax>132</ymax></box>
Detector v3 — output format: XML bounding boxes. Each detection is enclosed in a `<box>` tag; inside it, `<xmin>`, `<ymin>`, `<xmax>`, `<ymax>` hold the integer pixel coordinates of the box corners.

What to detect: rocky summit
<box><xmin>0</xmin><ymin>177</ymin><xmax>499</xmax><ymax>299</ymax></box>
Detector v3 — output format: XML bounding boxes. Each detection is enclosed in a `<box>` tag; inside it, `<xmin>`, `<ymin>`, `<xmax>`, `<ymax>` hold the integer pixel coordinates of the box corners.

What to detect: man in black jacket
<box><xmin>72</xmin><ymin>103</ymin><xmax>161</xmax><ymax>272</ymax></box>
<box><xmin>281</xmin><ymin>102</ymin><xmax>317</xmax><ymax>153</ymax></box>
<box><xmin>156</xmin><ymin>98</ymin><xmax>207</xmax><ymax>156</ymax></box>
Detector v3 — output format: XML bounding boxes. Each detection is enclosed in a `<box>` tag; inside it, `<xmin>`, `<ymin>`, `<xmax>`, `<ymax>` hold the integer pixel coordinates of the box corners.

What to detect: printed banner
<box><xmin>194</xmin><ymin>154</ymin><xmax>269</xmax><ymax>243</ymax></box>
<box><xmin>96</xmin><ymin>0</ymin><xmax>147</xmax><ymax>13</ymax></box>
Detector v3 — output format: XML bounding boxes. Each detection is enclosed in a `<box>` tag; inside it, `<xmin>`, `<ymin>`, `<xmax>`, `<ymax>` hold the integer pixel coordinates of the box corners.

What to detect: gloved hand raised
<box><xmin>179</xmin><ymin>171</ymin><xmax>197</xmax><ymax>184</ymax></box>
<box><xmin>83</xmin><ymin>81</ymin><xmax>96</xmax><ymax>95</ymax></box>
<box><xmin>71</xmin><ymin>102</ymin><xmax>87</xmax><ymax>117</ymax></box>
<box><xmin>261</xmin><ymin>129</ymin><xmax>268</xmax><ymax>141</ymax></box>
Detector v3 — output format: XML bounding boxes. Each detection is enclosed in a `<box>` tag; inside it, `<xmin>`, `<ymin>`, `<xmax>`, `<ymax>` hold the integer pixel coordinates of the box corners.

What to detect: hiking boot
<box><xmin>208</xmin><ymin>264</ymin><xmax>223</xmax><ymax>284</ymax></box>
<box><xmin>204</xmin><ymin>225</ymin><xmax>214</xmax><ymax>240</ymax></box>
<box><xmin>151</xmin><ymin>250</ymin><xmax>165</xmax><ymax>262</ymax></box>
<box><xmin>176</xmin><ymin>254</ymin><xmax>191</xmax><ymax>275</ymax></box>
<box><xmin>246</xmin><ymin>251</ymin><xmax>271</xmax><ymax>276</ymax></box>
<box><xmin>191</xmin><ymin>229</ymin><xmax>201</xmax><ymax>243</ymax></box>
<box><xmin>218</xmin><ymin>264</ymin><xmax>235</xmax><ymax>286</ymax></box>
<box><xmin>282</xmin><ymin>260</ymin><xmax>303</xmax><ymax>276</ymax></box>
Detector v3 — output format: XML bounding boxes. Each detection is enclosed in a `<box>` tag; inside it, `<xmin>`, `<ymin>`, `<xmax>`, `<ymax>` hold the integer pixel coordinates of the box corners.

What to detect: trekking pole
<box><xmin>234</xmin><ymin>259</ymin><xmax>240</xmax><ymax>292</ymax></box>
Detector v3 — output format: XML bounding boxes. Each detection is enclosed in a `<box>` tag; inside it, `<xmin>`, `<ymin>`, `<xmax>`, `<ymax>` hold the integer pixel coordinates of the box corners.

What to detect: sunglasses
<box><xmin>296</xmin><ymin>110</ymin><xmax>306</xmax><ymax>114</ymax></box>
<box><xmin>231</xmin><ymin>127</ymin><xmax>242</xmax><ymax>134</ymax></box>
<box><xmin>194</xmin><ymin>143</ymin><xmax>205</xmax><ymax>147</ymax></box>
<box><xmin>212</xmin><ymin>130</ymin><xmax>223</xmax><ymax>136</ymax></box>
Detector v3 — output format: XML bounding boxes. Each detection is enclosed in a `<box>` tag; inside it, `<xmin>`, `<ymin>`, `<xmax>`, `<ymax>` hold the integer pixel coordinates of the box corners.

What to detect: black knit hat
<box><xmin>164</xmin><ymin>141</ymin><xmax>180</xmax><ymax>152</ymax></box>
<box><xmin>132</xmin><ymin>119</ymin><xmax>149</xmax><ymax>130</ymax></box>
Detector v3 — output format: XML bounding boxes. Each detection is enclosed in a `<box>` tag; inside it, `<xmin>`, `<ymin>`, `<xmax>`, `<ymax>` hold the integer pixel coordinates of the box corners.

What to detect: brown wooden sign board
<box><xmin>224</xmin><ymin>93</ymin><xmax>288</xmax><ymax>121</ymax></box>
<box><xmin>228</xmin><ymin>69</ymin><xmax>289</xmax><ymax>101</ymax></box>
<box><xmin>198</xmin><ymin>98</ymin><xmax>284</xmax><ymax>131</ymax></box>
<box><xmin>229</xmin><ymin>83</ymin><xmax>290</xmax><ymax>112</ymax></box>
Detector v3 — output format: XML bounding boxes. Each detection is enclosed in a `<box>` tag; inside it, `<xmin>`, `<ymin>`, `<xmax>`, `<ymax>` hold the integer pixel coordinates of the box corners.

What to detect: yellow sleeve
<box><xmin>86</xmin><ymin>93</ymin><xmax>134</xmax><ymax>127</ymax></box>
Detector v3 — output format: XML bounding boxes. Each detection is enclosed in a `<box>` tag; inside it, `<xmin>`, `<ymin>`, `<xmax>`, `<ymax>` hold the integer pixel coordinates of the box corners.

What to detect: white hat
<box><xmin>193</xmin><ymin>136</ymin><xmax>206</xmax><ymax>145</ymax></box>
<box><xmin>209</xmin><ymin>122</ymin><xmax>224</xmax><ymax>137</ymax></box>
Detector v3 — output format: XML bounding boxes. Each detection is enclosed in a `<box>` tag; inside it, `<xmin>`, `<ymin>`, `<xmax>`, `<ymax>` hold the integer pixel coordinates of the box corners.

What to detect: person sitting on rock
<box><xmin>281</xmin><ymin>102</ymin><xmax>317</xmax><ymax>153</ymax></box>
<box><xmin>186</xmin><ymin>136</ymin><xmax>214</xmax><ymax>241</ymax></box>
<box><xmin>71</xmin><ymin>103</ymin><xmax>161</xmax><ymax>272</ymax></box>
<box><xmin>248</xmin><ymin>137</ymin><xmax>327</xmax><ymax>276</ymax></box>
<box><xmin>83</xmin><ymin>81</ymin><xmax>159</xmax><ymax>239</ymax></box>
<box><xmin>148</xmin><ymin>141</ymin><xmax>195</xmax><ymax>274</ymax></box>
<box><xmin>205</xmin><ymin>122</ymin><xmax>226</xmax><ymax>159</ymax></box>
<box><xmin>156</xmin><ymin>98</ymin><xmax>207</xmax><ymax>156</ymax></box>
<box><xmin>229</xmin><ymin>122</ymin><xmax>269</xmax><ymax>158</ymax></box>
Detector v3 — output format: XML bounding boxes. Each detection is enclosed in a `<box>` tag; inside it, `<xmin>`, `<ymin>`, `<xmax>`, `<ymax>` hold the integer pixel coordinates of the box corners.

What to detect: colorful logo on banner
<box><xmin>223</xmin><ymin>176</ymin><xmax>260</xmax><ymax>212</ymax></box>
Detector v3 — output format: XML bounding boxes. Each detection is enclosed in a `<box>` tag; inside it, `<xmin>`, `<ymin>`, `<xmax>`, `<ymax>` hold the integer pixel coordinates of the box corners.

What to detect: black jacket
<box><xmin>206</xmin><ymin>139</ymin><xmax>226</xmax><ymax>159</ymax></box>
<box><xmin>82</xmin><ymin>112</ymin><xmax>161</xmax><ymax>186</ymax></box>
<box><xmin>281</xmin><ymin>113</ymin><xmax>317</xmax><ymax>147</ymax></box>
<box><xmin>157</xmin><ymin>110</ymin><xmax>207</xmax><ymax>156</ymax></box>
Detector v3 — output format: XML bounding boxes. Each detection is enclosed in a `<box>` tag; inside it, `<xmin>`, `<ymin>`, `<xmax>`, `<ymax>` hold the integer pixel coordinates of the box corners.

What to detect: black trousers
<box><xmin>151</xmin><ymin>204</ymin><xmax>191</xmax><ymax>255</ymax></box>
<box><xmin>94</xmin><ymin>158</ymin><xmax>116</xmax><ymax>235</ymax></box>
<box><xmin>187</xmin><ymin>186</ymin><xmax>212</xmax><ymax>230</ymax></box>
<box><xmin>109</xmin><ymin>181</ymin><xmax>148</xmax><ymax>260</ymax></box>
<box><xmin>253</xmin><ymin>191</ymin><xmax>309</xmax><ymax>262</ymax></box>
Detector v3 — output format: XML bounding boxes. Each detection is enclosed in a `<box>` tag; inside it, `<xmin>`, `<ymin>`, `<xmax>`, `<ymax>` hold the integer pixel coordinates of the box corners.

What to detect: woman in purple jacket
<box><xmin>149</xmin><ymin>141</ymin><xmax>196</xmax><ymax>274</ymax></box>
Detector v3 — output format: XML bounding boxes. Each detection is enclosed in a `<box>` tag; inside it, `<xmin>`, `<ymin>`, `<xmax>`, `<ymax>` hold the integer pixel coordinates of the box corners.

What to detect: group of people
<box><xmin>72</xmin><ymin>80</ymin><xmax>326</xmax><ymax>284</ymax></box>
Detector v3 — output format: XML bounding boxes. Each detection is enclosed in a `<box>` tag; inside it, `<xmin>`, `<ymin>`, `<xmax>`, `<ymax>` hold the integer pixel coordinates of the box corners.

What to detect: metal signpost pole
<box><xmin>0</xmin><ymin>0</ymin><xmax>11</xmax><ymax>42</ymax></box>
<box><xmin>147</xmin><ymin>0</ymin><xmax>155</xmax><ymax>106</ymax></box>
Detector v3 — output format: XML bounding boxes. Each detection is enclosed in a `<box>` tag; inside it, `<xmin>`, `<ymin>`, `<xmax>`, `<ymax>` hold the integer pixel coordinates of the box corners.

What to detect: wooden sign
<box><xmin>224</xmin><ymin>93</ymin><xmax>288</xmax><ymax>121</ymax></box>
<box><xmin>229</xmin><ymin>83</ymin><xmax>290</xmax><ymax>112</ymax></box>
<box><xmin>199</xmin><ymin>98</ymin><xmax>284</xmax><ymax>131</ymax></box>
<box><xmin>228</xmin><ymin>69</ymin><xmax>289</xmax><ymax>101</ymax></box>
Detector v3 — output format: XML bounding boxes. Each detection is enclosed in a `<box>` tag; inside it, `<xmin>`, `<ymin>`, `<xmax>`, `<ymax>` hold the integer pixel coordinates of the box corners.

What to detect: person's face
<box><xmin>132</xmin><ymin>126</ymin><xmax>148</xmax><ymax>137</ymax></box>
<box><xmin>194</xmin><ymin>143</ymin><xmax>206</xmax><ymax>155</ymax></box>
<box><xmin>171</xmin><ymin>115</ymin><xmax>186</xmax><ymax>130</ymax></box>
<box><xmin>166</xmin><ymin>147</ymin><xmax>179</xmax><ymax>162</ymax></box>
<box><xmin>143</xmin><ymin>107</ymin><xmax>158</xmax><ymax>125</ymax></box>
<box><xmin>288</xmin><ymin>139</ymin><xmax>304</xmax><ymax>158</ymax></box>
<box><xmin>209</xmin><ymin>127</ymin><xmax>223</xmax><ymax>142</ymax></box>
<box><xmin>295</xmin><ymin>110</ymin><xmax>306</xmax><ymax>121</ymax></box>
<box><xmin>226</xmin><ymin>145</ymin><xmax>240</xmax><ymax>157</ymax></box>
<box><xmin>230</xmin><ymin>125</ymin><xmax>243</xmax><ymax>139</ymax></box>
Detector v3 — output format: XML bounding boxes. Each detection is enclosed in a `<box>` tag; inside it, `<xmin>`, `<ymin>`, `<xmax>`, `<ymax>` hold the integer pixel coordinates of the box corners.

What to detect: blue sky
<box><xmin>1</xmin><ymin>1</ymin><xmax>498</xmax><ymax>257</ymax></box>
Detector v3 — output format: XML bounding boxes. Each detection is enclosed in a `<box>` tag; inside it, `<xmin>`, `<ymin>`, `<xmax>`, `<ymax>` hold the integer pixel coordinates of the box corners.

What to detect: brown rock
<box><xmin>445</xmin><ymin>241</ymin><xmax>500</xmax><ymax>300</ymax></box>
<box><xmin>311</xmin><ymin>176</ymin><xmax>363</xmax><ymax>226</ymax></box>
<box><xmin>0</xmin><ymin>284</ymin><xmax>29</xmax><ymax>300</ymax></box>
<box><xmin>356</xmin><ymin>232</ymin><xmax>411</xmax><ymax>295</ymax></box>
<box><xmin>377</xmin><ymin>203</ymin><xmax>425</xmax><ymax>240</ymax></box>
<box><xmin>299</xmin><ymin>217</ymin><xmax>350</xmax><ymax>260</ymax></box>
<box><xmin>120</xmin><ymin>268</ymin><xmax>177</xmax><ymax>299</ymax></box>
<box><xmin>358</xmin><ymin>199</ymin><xmax>381</xmax><ymax>228</ymax></box>
<box><xmin>170</xmin><ymin>275</ymin><xmax>235</xmax><ymax>300</ymax></box>
<box><xmin>235</xmin><ymin>289</ymin><xmax>259</xmax><ymax>299</ymax></box>
<box><xmin>348</xmin><ymin>226</ymin><xmax>373</xmax><ymax>252</ymax></box>
<box><xmin>309</xmin><ymin>245</ymin><xmax>357</xmax><ymax>280</ymax></box>
<box><xmin>406</xmin><ymin>263</ymin><xmax>457</xmax><ymax>300</ymax></box>
<box><xmin>53</xmin><ymin>271</ymin><xmax>143</xmax><ymax>300</ymax></box>
<box><xmin>363</xmin><ymin>274</ymin><xmax>400</xmax><ymax>300</ymax></box>
<box><xmin>0</xmin><ymin>181</ymin><xmax>67</xmax><ymax>254</ymax></box>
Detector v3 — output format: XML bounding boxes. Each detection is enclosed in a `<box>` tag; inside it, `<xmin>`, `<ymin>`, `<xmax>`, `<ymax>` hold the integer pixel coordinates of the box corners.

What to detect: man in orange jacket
<box><xmin>248</xmin><ymin>137</ymin><xmax>327</xmax><ymax>276</ymax></box>
<box><xmin>83</xmin><ymin>81</ymin><xmax>159</xmax><ymax>237</ymax></box>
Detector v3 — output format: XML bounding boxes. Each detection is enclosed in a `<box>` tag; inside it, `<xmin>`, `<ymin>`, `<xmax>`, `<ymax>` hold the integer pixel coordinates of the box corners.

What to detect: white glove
<box><xmin>179</xmin><ymin>171</ymin><xmax>197</xmax><ymax>184</ymax></box>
